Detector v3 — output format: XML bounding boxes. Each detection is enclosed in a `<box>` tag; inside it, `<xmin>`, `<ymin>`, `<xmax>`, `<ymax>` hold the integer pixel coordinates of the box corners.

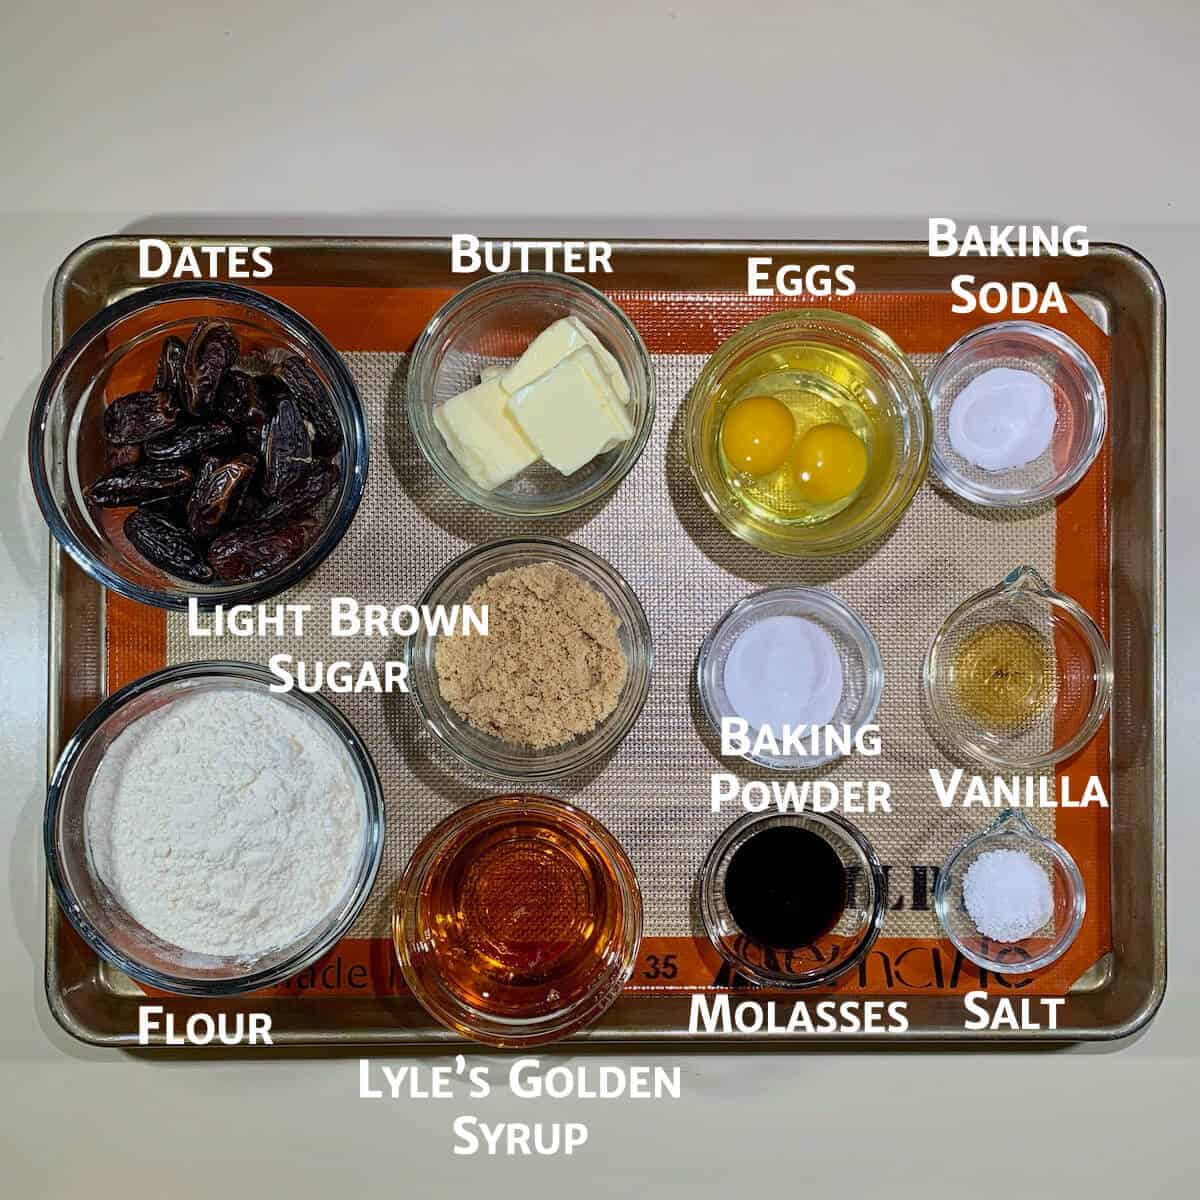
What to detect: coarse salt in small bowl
<box><xmin>926</xmin><ymin>320</ymin><xmax>1107</xmax><ymax>507</ymax></box>
<box><xmin>696</xmin><ymin>587</ymin><xmax>884</xmax><ymax>771</ymax></box>
<box><xmin>934</xmin><ymin>810</ymin><xmax>1086</xmax><ymax>975</ymax></box>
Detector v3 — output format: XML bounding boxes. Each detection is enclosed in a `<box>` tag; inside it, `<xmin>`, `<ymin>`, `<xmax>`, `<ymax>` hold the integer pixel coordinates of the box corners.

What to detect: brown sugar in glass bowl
<box><xmin>393</xmin><ymin>795</ymin><xmax>642</xmax><ymax>1048</ymax></box>
<box><xmin>407</xmin><ymin>538</ymin><xmax>653</xmax><ymax>779</ymax></box>
<box><xmin>434</xmin><ymin>561</ymin><xmax>628</xmax><ymax>750</ymax></box>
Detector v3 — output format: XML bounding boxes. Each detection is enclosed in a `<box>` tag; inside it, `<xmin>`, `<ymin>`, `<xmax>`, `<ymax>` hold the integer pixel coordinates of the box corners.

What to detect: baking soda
<box><xmin>948</xmin><ymin>367</ymin><xmax>1056</xmax><ymax>471</ymax></box>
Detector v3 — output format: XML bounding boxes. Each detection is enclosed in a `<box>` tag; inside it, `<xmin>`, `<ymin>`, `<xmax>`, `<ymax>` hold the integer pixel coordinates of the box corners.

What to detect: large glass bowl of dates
<box><xmin>29</xmin><ymin>281</ymin><xmax>367</xmax><ymax>608</ymax></box>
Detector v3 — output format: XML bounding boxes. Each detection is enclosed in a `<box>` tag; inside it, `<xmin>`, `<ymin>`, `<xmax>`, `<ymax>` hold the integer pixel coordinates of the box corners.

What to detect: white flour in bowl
<box><xmin>85</xmin><ymin>686</ymin><xmax>366</xmax><ymax>959</ymax></box>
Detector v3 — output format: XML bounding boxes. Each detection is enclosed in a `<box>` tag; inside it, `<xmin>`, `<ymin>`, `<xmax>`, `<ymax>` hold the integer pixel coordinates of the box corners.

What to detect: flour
<box><xmin>86</xmin><ymin>687</ymin><xmax>366</xmax><ymax>959</ymax></box>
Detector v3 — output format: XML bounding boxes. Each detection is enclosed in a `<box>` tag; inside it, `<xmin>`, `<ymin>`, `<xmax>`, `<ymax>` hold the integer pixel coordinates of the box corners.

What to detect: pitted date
<box><xmin>103</xmin><ymin>390</ymin><xmax>179</xmax><ymax>444</ymax></box>
<box><xmin>93</xmin><ymin>321</ymin><xmax>341</xmax><ymax>585</ymax></box>
<box><xmin>105</xmin><ymin>442</ymin><xmax>142</xmax><ymax>470</ymax></box>
<box><xmin>86</xmin><ymin>463</ymin><xmax>195</xmax><ymax>506</ymax></box>
<box><xmin>145</xmin><ymin>419</ymin><xmax>234</xmax><ymax>462</ymax></box>
<box><xmin>271</xmin><ymin>355</ymin><xmax>342</xmax><ymax>454</ymax></box>
<box><xmin>208</xmin><ymin>516</ymin><xmax>320</xmax><ymax>582</ymax></box>
<box><xmin>187</xmin><ymin>452</ymin><xmax>257</xmax><ymax>538</ymax></box>
<box><xmin>124</xmin><ymin>508</ymin><xmax>213</xmax><ymax>583</ymax></box>
<box><xmin>262</xmin><ymin>396</ymin><xmax>313</xmax><ymax>497</ymax></box>
<box><xmin>182</xmin><ymin>320</ymin><xmax>240</xmax><ymax>416</ymax></box>
<box><xmin>154</xmin><ymin>335</ymin><xmax>187</xmax><ymax>402</ymax></box>
<box><xmin>261</xmin><ymin>461</ymin><xmax>340</xmax><ymax>521</ymax></box>
<box><xmin>137</xmin><ymin>494</ymin><xmax>188</xmax><ymax>525</ymax></box>
<box><xmin>215</xmin><ymin>369</ymin><xmax>273</xmax><ymax>431</ymax></box>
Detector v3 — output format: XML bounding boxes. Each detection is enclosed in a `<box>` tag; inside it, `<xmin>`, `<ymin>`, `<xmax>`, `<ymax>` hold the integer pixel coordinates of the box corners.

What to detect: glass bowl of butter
<box><xmin>408</xmin><ymin>273</ymin><xmax>655</xmax><ymax>516</ymax></box>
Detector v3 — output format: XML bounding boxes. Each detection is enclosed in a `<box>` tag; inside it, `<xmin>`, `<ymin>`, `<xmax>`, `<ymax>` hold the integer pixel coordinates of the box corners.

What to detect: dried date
<box><xmin>124</xmin><ymin>508</ymin><xmax>213</xmax><ymax>583</ymax></box>
<box><xmin>271</xmin><ymin>355</ymin><xmax>342</xmax><ymax>454</ymax></box>
<box><xmin>137</xmin><ymin>495</ymin><xmax>188</xmax><ymax>525</ymax></box>
<box><xmin>103</xmin><ymin>390</ymin><xmax>179</xmax><ymax>444</ymax></box>
<box><xmin>260</xmin><ymin>461</ymin><xmax>340</xmax><ymax>521</ymax></box>
<box><xmin>187</xmin><ymin>452</ymin><xmax>257</xmax><ymax>539</ymax></box>
<box><xmin>181</xmin><ymin>320</ymin><xmax>240</xmax><ymax>416</ymax></box>
<box><xmin>214</xmin><ymin>369</ymin><xmax>272</xmax><ymax>431</ymax></box>
<box><xmin>208</xmin><ymin>517</ymin><xmax>320</xmax><ymax>582</ymax></box>
<box><xmin>86</xmin><ymin>462</ymin><xmax>195</xmax><ymax>507</ymax></box>
<box><xmin>145</xmin><ymin>419</ymin><xmax>234</xmax><ymax>462</ymax></box>
<box><xmin>262</xmin><ymin>395</ymin><xmax>313</xmax><ymax>497</ymax></box>
<box><xmin>105</xmin><ymin>442</ymin><xmax>142</xmax><ymax>470</ymax></box>
<box><xmin>153</xmin><ymin>335</ymin><xmax>187</xmax><ymax>402</ymax></box>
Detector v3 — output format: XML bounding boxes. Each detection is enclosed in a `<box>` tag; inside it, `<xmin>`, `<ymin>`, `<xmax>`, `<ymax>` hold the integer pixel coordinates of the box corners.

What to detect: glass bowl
<box><xmin>925</xmin><ymin>320</ymin><xmax>1107</xmax><ymax>507</ymax></box>
<box><xmin>935</xmin><ymin>810</ymin><xmax>1086</xmax><ymax>974</ymax></box>
<box><xmin>29</xmin><ymin>281</ymin><xmax>367</xmax><ymax>610</ymax></box>
<box><xmin>923</xmin><ymin>565</ymin><xmax>1112</xmax><ymax>769</ymax></box>
<box><xmin>685</xmin><ymin>310</ymin><xmax>931</xmax><ymax>557</ymax></box>
<box><xmin>699</xmin><ymin>810</ymin><xmax>886</xmax><ymax>988</ymax></box>
<box><xmin>44</xmin><ymin>662</ymin><xmax>385</xmax><ymax>996</ymax></box>
<box><xmin>407</xmin><ymin>272</ymin><xmax>655</xmax><ymax>516</ymax></box>
<box><xmin>407</xmin><ymin>537</ymin><xmax>653</xmax><ymax>779</ymax></box>
<box><xmin>393</xmin><ymin>794</ymin><xmax>642</xmax><ymax>1048</ymax></box>
<box><xmin>697</xmin><ymin>587</ymin><xmax>883</xmax><ymax>771</ymax></box>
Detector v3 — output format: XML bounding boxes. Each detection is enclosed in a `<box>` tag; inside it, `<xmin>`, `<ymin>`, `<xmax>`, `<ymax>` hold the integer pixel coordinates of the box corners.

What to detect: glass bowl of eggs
<box><xmin>684</xmin><ymin>311</ymin><xmax>932</xmax><ymax>557</ymax></box>
<box><xmin>925</xmin><ymin>320</ymin><xmax>1107</xmax><ymax>508</ymax></box>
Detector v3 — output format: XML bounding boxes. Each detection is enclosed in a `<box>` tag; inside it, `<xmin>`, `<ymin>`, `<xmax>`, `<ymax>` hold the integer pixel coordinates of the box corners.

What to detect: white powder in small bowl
<box><xmin>85</xmin><ymin>687</ymin><xmax>366</xmax><ymax>960</ymax></box>
<box><xmin>948</xmin><ymin>366</ymin><xmax>1057</xmax><ymax>471</ymax></box>
<box><xmin>723</xmin><ymin>614</ymin><xmax>844</xmax><ymax>734</ymax></box>
<box><xmin>962</xmin><ymin>848</ymin><xmax>1054</xmax><ymax>943</ymax></box>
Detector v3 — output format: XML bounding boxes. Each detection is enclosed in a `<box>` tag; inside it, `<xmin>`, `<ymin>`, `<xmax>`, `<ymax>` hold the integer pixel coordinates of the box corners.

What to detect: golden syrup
<box><xmin>951</xmin><ymin>621</ymin><xmax>1053</xmax><ymax>730</ymax></box>
<box><xmin>413</xmin><ymin>817</ymin><xmax>629</xmax><ymax>1019</ymax></box>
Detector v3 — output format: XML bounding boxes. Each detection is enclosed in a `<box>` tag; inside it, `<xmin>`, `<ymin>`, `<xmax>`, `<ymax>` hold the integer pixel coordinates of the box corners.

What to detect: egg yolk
<box><xmin>792</xmin><ymin>423</ymin><xmax>868</xmax><ymax>503</ymax></box>
<box><xmin>720</xmin><ymin>395</ymin><xmax>796</xmax><ymax>477</ymax></box>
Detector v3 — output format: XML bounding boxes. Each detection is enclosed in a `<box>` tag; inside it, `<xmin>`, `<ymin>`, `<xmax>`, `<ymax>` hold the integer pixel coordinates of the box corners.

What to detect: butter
<box><xmin>433</xmin><ymin>376</ymin><xmax>539</xmax><ymax>491</ymax></box>
<box><xmin>508</xmin><ymin>347</ymin><xmax>634</xmax><ymax>476</ymax></box>
<box><xmin>501</xmin><ymin>317</ymin><xmax>630</xmax><ymax>405</ymax></box>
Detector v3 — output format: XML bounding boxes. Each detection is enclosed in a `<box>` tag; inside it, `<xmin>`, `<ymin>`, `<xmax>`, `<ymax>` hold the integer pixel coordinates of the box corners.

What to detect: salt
<box><xmin>962</xmin><ymin>848</ymin><xmax>1054</xmax><ymax>942</ymax></box>
<box><xmin>948</xmin><ymin>366</ymin><xmax>1056</xmax><ymax>471</ymax></box>
<box><xmin>723</xmin><ymin>615</ymin><xmax>843</xmax><ymax>734</ymax></box>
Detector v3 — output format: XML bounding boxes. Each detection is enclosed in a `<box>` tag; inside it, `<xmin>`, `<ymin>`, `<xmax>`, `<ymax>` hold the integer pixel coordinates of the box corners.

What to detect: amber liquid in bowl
<box><xmin>428</xmin><ymin>822</ymin><xmax>621</xmax><ymax>1015</ymax></box>
<box><xmin>396</xmin><ymin>798</ymin><xmax>641</xmax><ymax>1042</ymax></box>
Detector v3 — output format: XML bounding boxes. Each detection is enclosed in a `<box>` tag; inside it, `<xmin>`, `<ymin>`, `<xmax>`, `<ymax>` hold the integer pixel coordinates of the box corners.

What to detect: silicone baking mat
<box><xmin>106</xmin><ymin>287</ymin><xmax>1112</xmax><ymax>998</ymax></box>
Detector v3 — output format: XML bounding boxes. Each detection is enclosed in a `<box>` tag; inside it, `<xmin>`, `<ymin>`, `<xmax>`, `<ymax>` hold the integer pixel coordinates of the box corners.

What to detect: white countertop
<box><xmin>1</xmin><ymin>3</ymin><xmax>1195</xmax><ymax>1195</ymax></box>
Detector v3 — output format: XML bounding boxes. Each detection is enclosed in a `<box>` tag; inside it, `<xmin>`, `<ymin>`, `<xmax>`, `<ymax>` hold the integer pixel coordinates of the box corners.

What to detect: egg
<box><xmin>792</xmin><ymin>423</ymin><xmax>869</xmax><ymax>504</ymax></box>
<box><xmin>720</xmin><ymin>395</ymin><xmax>796</xmax><ymax>477</ymax></box>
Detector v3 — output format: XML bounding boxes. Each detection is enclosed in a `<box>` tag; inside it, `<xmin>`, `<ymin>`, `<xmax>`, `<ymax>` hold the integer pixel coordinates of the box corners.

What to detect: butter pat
<box><xmin>433</xmin><ymin>377</ymin><xmax>539</xmax><ymax>491</ymax></box>
<box><xmin>501</xmin><ymin>317</ymin><xmax>630</xmax><ymax>405</ymax></box>
<box><xmin>508</xmin><ymin>347</ymin><xmax>634</xmax><ymax>476</ymax></box>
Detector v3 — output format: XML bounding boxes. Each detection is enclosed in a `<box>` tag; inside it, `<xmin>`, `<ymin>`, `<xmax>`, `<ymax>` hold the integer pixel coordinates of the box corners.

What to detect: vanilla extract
<box><xmin>929</xmin><ymin>768</ymin><xmax>1108</xmax><ymax>808</ymax></box>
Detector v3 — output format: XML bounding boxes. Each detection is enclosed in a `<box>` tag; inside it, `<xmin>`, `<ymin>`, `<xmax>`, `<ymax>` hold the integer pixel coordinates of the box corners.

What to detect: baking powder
<box><xmin>86</xmin><ymin>687</ymin><xmax>366</xmax><ymax>959</ymax></box>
